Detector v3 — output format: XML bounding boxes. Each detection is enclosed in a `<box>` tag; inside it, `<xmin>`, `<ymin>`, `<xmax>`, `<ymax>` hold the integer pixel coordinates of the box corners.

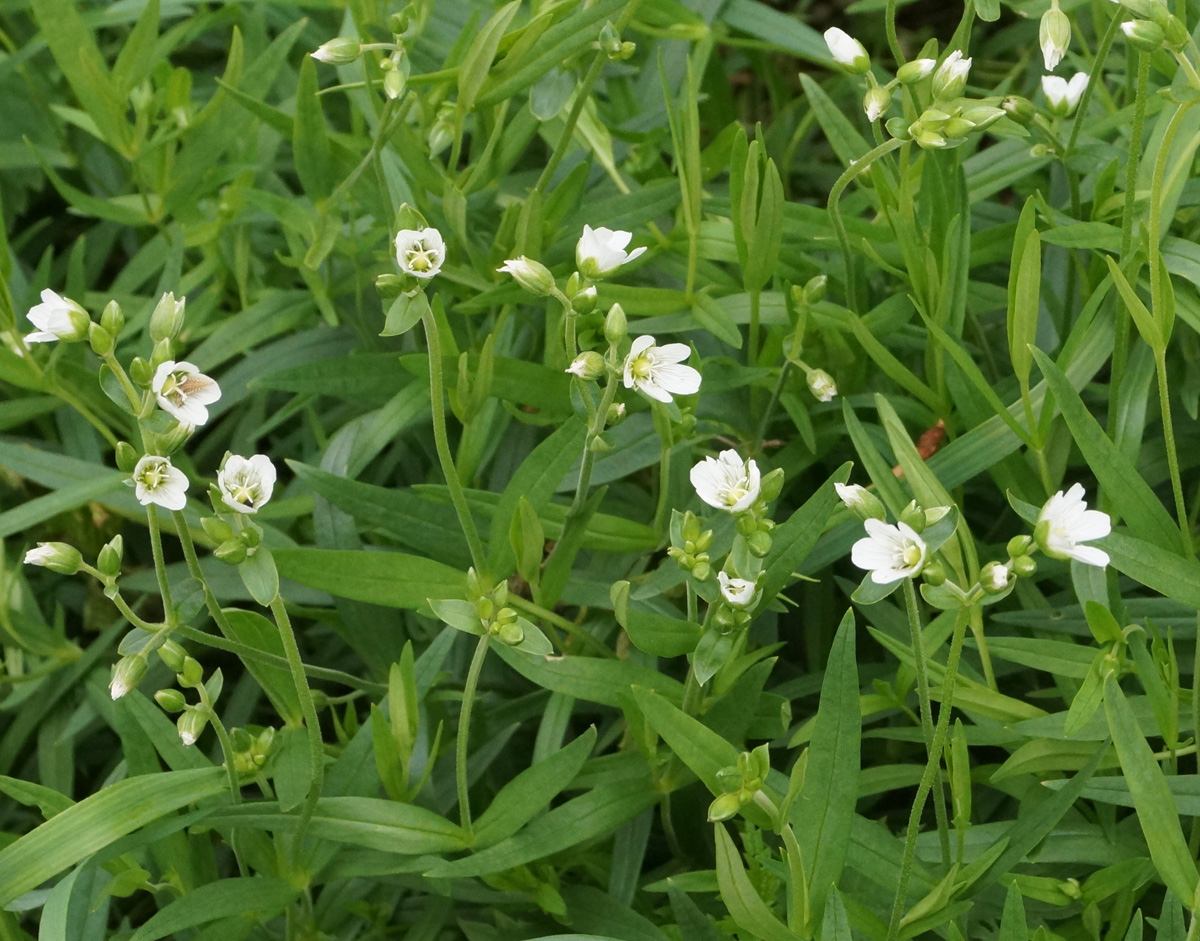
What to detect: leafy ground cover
<box><xmin>3</xmin><ymin>0</ymin><xmax>1200</xmax><ymax>938</ymax></box>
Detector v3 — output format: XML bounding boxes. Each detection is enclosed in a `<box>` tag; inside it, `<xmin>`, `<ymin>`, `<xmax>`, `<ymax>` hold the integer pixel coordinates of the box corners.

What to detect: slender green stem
<box><xmin>753</xmin><ymin>361</ymin><xmax>790</xmax><ymax>453</ymax></box>
<box><xmin>686</xmin><ymin>584</ymin><xmax>697</xmax><ymax>624</ymax></box>
<box><xmin>328</xmin><ymin>98</ymin><xmax>405</xmax><ymax>209</ymax></box>
<box><xmin>651</xmin><ymin>402</ymin><xmax>675</xmax><ymax>534</ymax></box>
<box><xmin>1156</xmin><ymin>351</ymin><xmax>1191</xmax><ymax>550</ymax></box>
<box><xmin>1065</xmin><ymin>12</ymin><xmax>1120</xmax><ymax>162</ymax></box>
<box><xmin>568</xmin><ymin>371</ymin><xmax>621</xmax><ymax>519</ymax></box>
<box><xmin>1109</xmin><ymin>51</ymin><xmax>1150</xmax><ymax>422</ymax></box>
<box><xmin>457</xmin><ymin>635</ymin><xmax>490</xmax><ymax>838</ymax></box>
<box><xmin>748</xmin><ymin>288</ymin><xmax>761</xmax><ymax>383</ymax></box>
<box><xmin>108</xmin><ymin>590</ymin><xmax>161</xmax><ymax>633</ymax></box>
<box><xmin>507</xmin><ymin>596</ymin><xmax>614</xmax><ymax>658</ymax></box>
<box><xmin>103</xmin><ymin>353</ymin><xmax>143</xmax><ymax>412</ymax></box>
<box><xmin>901</xmin><ymin>578</ymin><xmax>950</xmax><ymax>863</ymax></box>
<box><xmin>886</xmin><ymin>606</ymin><xmax>970</xmax><ymax>941</ymax></box>
<box><xmin>205</xmin><ymin>706</ymin><xmax>243</xmax><ymax>806</ymax></box>
<box><xmin>531</xmin><ymin>0</ymin><xmax>644</xmax><ymax>197</ymax></box>
<box><xmin>270</xmin><ymin>597</ymin><xmax>325</xmax><ymax>852</ymax></box>
<box><xmin>884</xmin><ymin>0</ymin><xmax>904</xmax><ymax>64</ymax></box>
<box><xmin>421</xmin><ymin>308</ymin><xmax>487</xmax><ymax>574</ymax></box>
<box><xmin>827</xmin><ymin>139</ymin><xmax>903</xmax><ymax>312</ymax></box>
<box><xmin>145</xmin><ymin>506</ymin><xmax>175</xmax><ymax>622</ymax></box>
<box><xmin>173</xmin><ymin>511</ymin><xmax>239</xmax><ymax>636</ymax></box>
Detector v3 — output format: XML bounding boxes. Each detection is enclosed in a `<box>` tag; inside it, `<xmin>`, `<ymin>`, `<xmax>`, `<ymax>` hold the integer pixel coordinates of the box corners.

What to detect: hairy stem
<box><xmin>457</xmin><ymin>635</ymin><xmax>490</xmax><ymax>838</ymax></box>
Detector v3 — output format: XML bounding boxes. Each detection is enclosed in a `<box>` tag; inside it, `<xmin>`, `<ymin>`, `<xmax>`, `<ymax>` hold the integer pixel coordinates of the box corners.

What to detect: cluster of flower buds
<box><xmin>154</xmin><ymin>647</ymin><xmax>222</xmax><ymax>747</ymax></box>
<box><xmin>667</xmin><ymin>511</ymin><xmax>714</xmax><ymax>580</ymax></box>
<box><xmin>231</xmin><ymin>726</ymin><xmax>276</xmax><ymax>775</ymax></box>
<box><xmin>598</xmin><ymin>21</ymin><xmax>636</xmax><ymax>61</ymax></box>
<box><xmin>1112</xmin><ymin>0</ymin><xmax>1188</xmax><ymax>53</ymax></box>
<box><xmin>708</xmin><ymin>744</ymin><xmax>771</xmax><ymax>822</ymax></box>
<box><xmin>311</xmin><ymin>5</ymin><xmax>416</xmax><ymax>100</ymax></box>
<box><xmin>466</xmin><ymin>570</ymin><xmax>525</xmax><ymax>647</ymax></box>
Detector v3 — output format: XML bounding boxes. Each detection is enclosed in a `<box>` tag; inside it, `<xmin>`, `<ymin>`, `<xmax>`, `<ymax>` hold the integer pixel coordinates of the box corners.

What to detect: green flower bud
<box><xmin>115</xmin><ymin>441</ymin><xmax>139</xmax><ymax>472</ymax></box>
<box><xmin>155</xmin><ymin>688</ymin><xmax>187</xmax><ymax>712</ymax></box>
<box><xmin>943</xmin><ymin>117</ymin><xmax>974</xmax><ymax>139</ymax></box>
<box><xmin>979</xmin><ymin>560</ymin><xmax>1010</xmax><ymax>594</ymax></box>
<box><xmin>310</xmin><ymin>37</ymin><xmax>361</xmax><ymax>66</ymax></box>
<box><xmin>707</xmin><ymin>791</ymin><xmax>744</xmax><ymax>822</ymax></box>
<box><xmin>801</xmin><ymin>275</ymin><xmax>827</xmax><ymax>305</ymax></box>
<box><xmin>759</xmin><ymin>467</ymin><xmax>785</xmax><ymax>503</ymax></box>
<box><xmin>179</xmin><ymin>656</ymin><xmax>204</xmax><ymax>688</ymax></box>
<box><xmin>148</xmin><ymin>292</ymin><xmax>186</xmax><ymax>344</ymax></box>
<box><xmin>606</xmin><ymin>402</ymin><xmax>627</xmax><ymax>426</ymax></box>
<box><xmin>88</xmin><ymin>322</ymin><xmax>114</xmax><ymax>357</ymax></box>
<box><xmin>497</xmin><ymin>256</ymin><xmax>555</xmax><ymax>296</ymax></box>
<box><xmin>110</xmin><ymin>654</ymin><xmax>147</xmax><ymax>700</ymax></box>
<box><xmin>747</xmin><ymin>530</ymin><xmax>772</xmax><ymax>557</ymax></box>
<box><xmin>604</xmin><ymin>302</ymin><xmax>627</xmax><ymax>344</ymax></box>
<box><xmin>599</xmin><ymin>21</ymin><xmax>624</xmax><ymax>60</ymax></box>
<box><xmin>931</xmin><ymin>51</ymin><xmax>971</xmax><ymax>101</ymax></box>
<box><xmin>1012</xmin><ymin>555</ymin><xmax>1038</xmax><ymax>577</ymax></box>
<box><xmin>97</xmin><ymin>535</ymin><xmax>124</xmax><ymax>578</ymax></box>
<box><xmin>886</xmin><ymin>116</ymin><xmax>913</xmax><ymax>140</ymax></box>
<box><xmin>23</xmin><ymin>542</ymin><xmax>82</xmax><ymax>575</ymax></box>
<box><xmin>383</xmin><ymin>67</ymin><xmax>407</xmax><ymax>101</ymax></box>
<box><xmin>214</xmin><ymin>538</ymin><xmax>248</xmax><ymax>565</ymax></box>
<box><xmin>100</xmin><ymin>300</ymin><xmax>124</xmax><ymax>337</ymax></box>
<box><xmin>201</xmin><ymin>516</ymin><xmax>235</xmax><ymax>544</ymax></box>
<box><xmin>1164</xmin><ymin>13</ymin><xmax>1189</xmax><ymax>49</ymax></box>
<box><xmin>1120</xmin><ymin>19</ymin><xmax>1165</xmax><ymax>52</ymax></box>
<box><xmin>498</xmin><ymin>621</ymin><xmax>524</xmax><ymax>646</ymax></box>
<box><xmin>899</xmin><ymin>501</ymin><xmax>927</xmax><ymax>533</ymax></box>
<box><xmin>1002</xmin><ymin>95</ymin><xmax>1036</xmax><ymax>126</ymax></box>
<box><xmin>922</xmin><ymin>560</ymin><xmax>947</xmax><ymax>586</ymax></box>
<box><xmin>177</xmin><ymin>708</ymin><xmax>207</xmax><ymax>747</ymax></box>
<box><xmin>896</xmin><ymin>58</ymin><xmax>937</xmax><ymax>84</ymax></box>
<box><xmin>863</xmin><ymin>84</ymin><xmax>892</xmax><ymax>122</ymax></box>
<box><xmin>1006</xmin><ymin>534</ymin><xmax>1033</xmax><ymax>558</ymax></box>
<box><xmin>692</xmin><ymin>560</ymin><xmax>711</xmax><ymax>581</ymax></box>
<box><xmin>566</xmin><ymin>351</ymin><xmax>607</xmax><ymax>381</ymax></box>
<box><xmin>129</xmin><ymin>357</ymin><xmax>152</xmax><ymax>387</ymax></box>
<box><xmin>157</xmin><ymin>639</ymin><xmax>187</xmax><ymax>673</ymax></box>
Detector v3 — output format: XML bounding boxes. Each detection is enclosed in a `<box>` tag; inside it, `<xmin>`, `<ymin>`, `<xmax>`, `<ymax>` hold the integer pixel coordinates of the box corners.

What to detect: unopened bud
<box><xmin>566</xmin><ymin>351</ymin><xmax>606</xmax><ymax>381</ymax></box>
<box><xmin>157</xmin><ymin>639</ymin><xmax>187</xmax><ymax>673</ymax></box>
<box><xmin>897</xmin><ymin>58</ymin><xmax>936</xmax><ymax>84</ymax></box>
<box><xmin>899</xmin><ymin>501</ymin><xmax>926</xmax><ymax>533</ymax></box>
<box><xmin>1121</xmin><ymin>19</ymin><xmax>1165</xmax><ymax>52</ymax></box>
<box><xmin>149</xmin><ymin>293</ymin><xmax>186</xmax><ymax>343</ymax></box>
<box><xmin>1039</xmin><ymin>0</ymin><xmax>1071</xmax><ymax>70</ymax></box>
<box><xmin>177</xmin><ymin>708</ymin><xmax>207</xmax><ymax>747</ymax></box>
<box><xmin>606</xmin><ymin>402</ymin><xmax>627</xmax><ymax>426</ymax></box>
<box><xmin>1012</xmin><ymin>555</ymin><xmax>1038</xmax><ymax>577</ymax></box>
<box><xmin>604</xmin><ymin>302</ymin><xmax>627</xmax><ymax>344</ymax></box>
<box><xmin>863</xmin><ymin>84</ymin><xmax>892</xmax><ymax>122</ymax></box>
<box><xmin>886</xmin><ymin>117</ymin><xmax>913</xmax><ymax>140</ymax></box>
<box><xmin>922</xmin><ymin>560</ymin><xmax>947</xmax><ymax>586</ymax></box>
<box><xmin>100</xmin><ymin>300</ymin><xmax>124</xmax><ymax>337</ymax></box>
<box><xmin>835</xmin><ymin>483</ymin><xmax>885</xmax><ymax>521</ymax></box>
<box><xmin>931</xmin><ymin>51</ymin><xmax>972</xmax><ymax>101</ymax></box>
<box><xmin>214</xmin><ymin>538</ymin><xmax>248</xmax><ymax>565</ymax></box>
<box><xmin>1002</xmin><ymin>95</ymin><xmax>1036</xmax><ymax>126</ymax></box>
<box><xmin>24</xmin><ymin>542</ymin><xmax>82</xmax><ymax>574</ymax></box>
<box><xmin>573</xmin><ymin>284</ymin><xmax>598</xmax><ymax>314</ymax></box>
<box><xmin>384</xmin><ymin>68</ymin><xmax>407</xmax><ymax>100</ymax></box>
<box><xmin>497</xmin><ymin>256</ymin><xmax>555</xmax><ymax>296</ymax></box>
<box><xmin>155</xmin><ymin>688</ymin><xmax>186</xmax><ymax>712</ymax></box>
<box><xmin>179</xmin><ymin>656</ymin><xmax>204</xmax><ymax>688</ymax></box>
<box><xmin>88</xmin><ymin>323</ymin><xmax>114</xmax><ymax>357</ymax></box>
<box><xmin>747</xmin><ymin>530</ymin><xmax>772</xmax><ymax>557</ymax></box>
<box><xmin>802</xmin><ymin>275</ymin><xmax>827</xmax><ymax>305</ymax></box>
<box><xmin>1007</xmin><ymin>534</ymin><xmax>1033</xmax><ymax>558</ymax></box>
<box><xmin>311</xmin><ymin>37</ymin><xmax>361</xmax><ymax>65</ymax></box>
<box><xmin>1164</xmin><ymin>13</ymin><xmax>1189</xmax><ymax>48</ymax></box>
<box><xmin>129</xmin><ymin>357</ymin><xmax>152</xmax><ymax>386</ymax></box>
<box><xmin>980</xmin><ymin>561</ymin><xmax>1010</xmax><ymax>594</ymax></box>
<box><xmin>498</xmin><ymin>621</ymin><xmax>524</xmax><ymax>646</ymax></box>
<box><xmin>110</xmin><ymin>655</ymin><xmax>147</xmax><ymax>700</ymax></box>
<box><xmin>97</xmin><ymin>535</ymin><xmax>124</xmax><ymax>577</ymax></box>
<box><xmin>806</xmin><ymin>368</ymin><xmax>837</xmax><ymax>403</ymax></box>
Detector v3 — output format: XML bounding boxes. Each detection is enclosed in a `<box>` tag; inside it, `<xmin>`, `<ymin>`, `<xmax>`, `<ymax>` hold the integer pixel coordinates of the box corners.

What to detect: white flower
<box><xmin>932</xmin><ymin>50</ymin><xmax>972</xmax><ymax>100</ymax></box>
<box><xmin>1035</xmin><ymin>483</ymin><xmax>1110</xmax><ymax>567</ymax></box>
<box><xmin>218</xmin><ymin>454</ymin><xmax>277</xmax><ymax>514</ymax></box>
<box><xmin>823</xmin><ymin>27</ymin><xmax>869</xmax><ymax>73</ymax></box>
<box><xmin>394</xmin><ymin>228</ymin><xmax>445</xmax><ymax>279</ymax></box>
<box><xmin>691</xmin><ymin>450</ymin><xmax>761</xmax><ymax>513</ymax></box>
<box><xmin>25</xmin><ymin>289</ymin><xmax>89</xmax><ymax>343</ymax></box>
<box><xmin>497</xmin><ymin>256</ymin><xmax>554</xmax><ymax>295</ymax></box>
<box><xmin>1041</xmin><ymin>72</ymin><xmax>1088</xmax><ymax>117</ymax></box>
<box><xmin>132</xmin><ymin>455</ymin><xmax>189</xmax><ymax>511</ymax></box>
<box><xmin>851</xmin><ymin>519</ymin><xmax>928</xmax><ymax>584</ymax></box>
<box><xmin>718</xmin><ymin>572</ymin><xmax>759</xmax><ymax>608</ymax></box>
<box><xmin>807</xmin><ymin>369</ymin><xmax>837</xmax><ymax>402</ymax></box>
<box><xmin>152</xmin><ymin>361</ymin><xmax>221</xmax><ymax>426</ymax></box>
<box><xmin>576</xmin><ymin>225</ymin><xmax>647</xmax><ymax>279</ymax></box>
<box><xmin>623</xmin><ymin>335</ymin><xmax>701</xmax><ymax>403</ymax></box>
<box><xmin>1040</xmin><ymin>0</ymin><xmax>1071</xmax><ymax>70</ymax></box>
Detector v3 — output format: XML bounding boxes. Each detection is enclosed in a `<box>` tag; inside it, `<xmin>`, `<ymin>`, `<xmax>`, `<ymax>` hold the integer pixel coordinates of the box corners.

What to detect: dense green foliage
<box><xmin>4</xmin><ymin>0</ymin><xmax>1200</xmax><ymax>938</ymax></box>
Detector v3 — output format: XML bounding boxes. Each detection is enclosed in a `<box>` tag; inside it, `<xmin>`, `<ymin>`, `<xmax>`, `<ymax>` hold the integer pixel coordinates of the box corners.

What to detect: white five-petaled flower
<box><xmin>132</xmin><ymin>455</ymin><xmax>189</xmax><ymax>511</ymax></box>
<box><xmin>25</xmin><ymin>289</ymin><xmax>90</xmax><ymax>343</ymax></box>
<box><xmin>623</xmin><ymin>335</ymin><xmax>701</xmax><ymax>403</ymax></box>
<box><xmin>1035</xmin><ymin>483</ymin><xmax>1111</xmax><ymax>567</ymax></box>
<box><xmin>394</xmin><ymin>228</ymin><xmax>445</xmax><ymax>280</ymax></box>
<box><xmin>218</xmin><ymin>454</ymin><xmax>277</xmax><ymax>514</ymax></box>
<box><xmin>152</xmin><ymin>361</ymin><xmax>221</xmax><ymax>426</ymax></box>
<box><xmin>718</xmin><ymin>572</ymin><xmax>759</xmax><ymax>608</ymax></box>
<box><xmin>576</xmin><ymin>225</ymin><xmax>647</xmax><ymax>279</ymax></box>
<box><xmin>1041</xmin><ymin>72</ymin><xmax>1089</xmax><ymax>117</ymax></box>
<box><xmin>823</xmin><ymin>27</ymin><xmax>870</xmax><ymax>73</ymax></box>
<box><xmin>851</xmin><ymin>519</ymin><xmax>928</xmax><ymax>584</ymax></box>
<box><xmin>691</xmin><ymin>450</ymin><xmax>761</xmax><ymax>513</ymax></box>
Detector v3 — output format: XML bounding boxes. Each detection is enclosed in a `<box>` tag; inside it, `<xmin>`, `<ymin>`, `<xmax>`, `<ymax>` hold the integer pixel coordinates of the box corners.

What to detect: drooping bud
<box><xmin>157</xmin><ymin>639</ymin><xmax>187</xmax><ymax>673</ymax></box>
<box><xmin>1039</xmin><ymin>0</ymin><xmax>1071</xmax><ymax>70</ymax></box>
<box><xmin>110</xmin><ymin>654</ymin><xmax>148</xmax><ymax>700</ymax></box>
<box><xmin>23</xmin><ymin>542</ymin><xmax>82</xmax><ymax>574</ymax></box>
<box><xmin>177</xmin><ymin>708</ymin><xmax>208</xmax><ymax>747</ymax></box>
<box><xmin>311</xmin><ymin>37</ymin><xmax>362</xmax><ymax>65</ymax></box>
<box><xmin>835</xmin><ymin>483</ymin><xmax>886</xmax><ymax>521</ymax></box>
<box><xmin>1121</xmin><ymin>19</ymin><xmax>1165</xmax><ymax>52</ymax></box>
<box><xmin>806</xmin><ymin>368</ymin><xmax>837</xmax><ymax>402</ymax></box>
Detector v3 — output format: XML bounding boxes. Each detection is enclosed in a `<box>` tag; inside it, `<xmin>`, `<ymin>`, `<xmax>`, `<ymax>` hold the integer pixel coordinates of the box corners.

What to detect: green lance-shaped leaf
<box><xmin>714</xmin><ymin>825</ymin><xmax>799</xmax><ymax>941</ymax></box>
<box><xmin>1104</xmin><ymin>255</ymin><xmax>1162</xmax><ymax>351</ymax></box>
<box><xmin>458</xmin><ymin>1</ymin><xmax>521</xmax><ymax>115</ymax></box>
<box><xmin>1104</xmin><ymin>675</ymin><xmax>1199</xmax><ymax>903</ymax></box>
<box><xmin>793</xmin><ymin>608</ymin><xmax>859</xmax><ymax>930</ymax></box>
<box><xmin>293</xmin><ymin>55</ymin><xmax>333</xmax><ymax>201</ymax></box>
<box><xmin>128</xmin><ymin>877</ymin><xmax>298</xmax><ymax>941</ymax></box>
<box><xmin>0</xmin><ymin>768</ymin><xmax>226</xmax><ymax>905</ymax></box>
<box><xmin>1008</xmin><ymin>224</ymin><xmax>1040</xmax><ymax>395</ymax></box>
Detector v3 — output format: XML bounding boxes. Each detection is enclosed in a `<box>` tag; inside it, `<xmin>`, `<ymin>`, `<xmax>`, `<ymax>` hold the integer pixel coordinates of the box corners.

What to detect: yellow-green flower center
<box><xmin>630</xmin><ymin>355</ymin><xmax>653</xmax><ymax>380</ymax></box>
